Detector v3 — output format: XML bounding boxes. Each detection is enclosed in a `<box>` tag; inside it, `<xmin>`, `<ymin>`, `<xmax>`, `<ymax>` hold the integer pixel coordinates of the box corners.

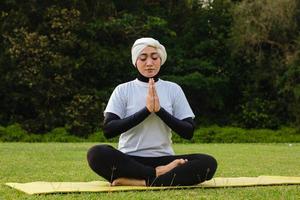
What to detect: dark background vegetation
<box><xmin>0</xmin><ymin>0</ymin><xmax>299</xmax><ymax>141</ymax></box>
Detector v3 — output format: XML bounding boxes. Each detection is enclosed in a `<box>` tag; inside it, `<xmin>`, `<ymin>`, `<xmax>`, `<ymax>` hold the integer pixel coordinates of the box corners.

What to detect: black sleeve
<box><xmin>156</xmin><ymin>107</ymin><xmax>195</xmax><ymax>140</ymax></box>
<box><xmin>103</xmin><ymin>107</ymin><xmax>151</xmax><ymax>139</ymax></box>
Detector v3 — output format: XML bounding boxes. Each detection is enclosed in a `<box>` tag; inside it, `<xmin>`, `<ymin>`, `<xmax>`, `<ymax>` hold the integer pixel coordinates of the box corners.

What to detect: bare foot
<box><xmin>155</xmin><ymin>159</ymin><xmax>188</xmax><ymax>177</ymax></box>
<box><xmin>111</xmin><ymin>178</ymin><xmax>146</xmax><ymax>186</ymax></box>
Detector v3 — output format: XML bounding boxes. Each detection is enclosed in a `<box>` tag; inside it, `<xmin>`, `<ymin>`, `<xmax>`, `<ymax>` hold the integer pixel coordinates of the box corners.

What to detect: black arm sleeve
<box><xmin>103</xmin><ymin>107</ymin><xmax>151</xmax><ymax>139</ymax></box>
<box><xmin>156</xmin><ymin>107</ymin><xmax>195</xmax><ymax>140</ymax></box>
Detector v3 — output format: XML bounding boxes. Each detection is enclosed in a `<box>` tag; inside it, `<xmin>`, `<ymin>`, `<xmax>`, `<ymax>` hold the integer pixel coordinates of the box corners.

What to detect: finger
<box><xmin>153</xmin><ymin>83</ymin><xmax>159</xmax><ymax>103</ymax></box>
<box><xmin>153</xmin><ymin>82</ymin><xmax>158</xmax><ymax>97</ymax></box>
<box><xmin>147</xmin><ymin>79</ymin><xmax>153</xmax><ymax>112</ymax></box>
<box><xmin>151</xmin><ymin>78</ymin><xmax>154</xmax><ymax>87</ymax></box>
<box><xmin>148</xmin><ymin>78</ymin><xmax>153</xmax><ymax>95</ymax></box>
<box><xmin>152</xmin><ymin>78</ymin><xmax>156</xmax><ymax>93</ymax></box>
<box><xmin>150</xmin><ymin>79</ymin><xmax>156</xmax><ymax>100</ymax></box>
<box><xmin>151</xmin><ymin>79</ymin><xmax>155</xmax><ymax>109</ymax></box>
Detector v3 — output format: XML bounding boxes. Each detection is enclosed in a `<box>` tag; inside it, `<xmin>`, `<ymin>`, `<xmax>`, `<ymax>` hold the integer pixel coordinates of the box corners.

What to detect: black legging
<box><xmin>87</xmin><ymin>144</ymin><xmax>217</xmax><ymax>186</ymax></box>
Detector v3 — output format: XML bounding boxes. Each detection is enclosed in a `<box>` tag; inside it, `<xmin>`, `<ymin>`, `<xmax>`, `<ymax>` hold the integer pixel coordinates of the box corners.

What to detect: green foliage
<box><xmin>65</xmin><ymin>94</ymin><xmax>102</xmax><ymax>137</ymax></box>
<box><xmin>1</xmin><ymin>6</ymin><xmax>83</xmax><ymax>134</ymax></box>
<box><xmin>172</xmin><ymin>126</ymin><xmax>300</xmax><ymax>143</ymax></box>
<box><xmin>87</xmin><ymin>131</ymin><xmax>118</xmax><ymax>143</ymax></box>
<box><xmin>239</xmin><ymin>98</ymin><xmax>280</xmax><ymax>129</ymax></box>
<box><xmin>1</xmin><ymin>124</ymin><xmax>299</xmax><ymax>143</ymax></box>
<box><xmin>229</xmin><ymin>0</ymin><xmax>300</xmax><ymax>128</ymax></box>
<box><xmin>278</xmin><ymin>37</ymin><xmax>300</xmax><ymax>129</ymax></box>
<box><xmin>0</xmin><ymin>124</ymin><xmax>83</xmax><ymax>142</ymax></box>
<box><xmin>0</xmin><ymin>124</ymin><xmax>29</xmax><ymax>142</ymax></box>
<box><xmin>42</xmin><ymin>127</ymin><xmax>83</xmax><ymax>142</ymax></box>
<box><xmin>164</xmin><ymin>72</ymin><xmax>230</xmax><ymax>124</ymax></box>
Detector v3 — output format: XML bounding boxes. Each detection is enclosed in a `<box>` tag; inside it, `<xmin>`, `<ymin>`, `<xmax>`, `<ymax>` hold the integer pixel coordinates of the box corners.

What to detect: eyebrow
<box><xmin>140</xmin><ymin>52</ymin><xmax>158</xmax><ymax>56</ymax></box>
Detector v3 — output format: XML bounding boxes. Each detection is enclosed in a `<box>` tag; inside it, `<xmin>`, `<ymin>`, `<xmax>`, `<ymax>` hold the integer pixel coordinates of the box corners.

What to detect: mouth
<box><xmin>146</xmin><ymin>69</ymin><xmax>155</xmax><ymax>72</ymax></box>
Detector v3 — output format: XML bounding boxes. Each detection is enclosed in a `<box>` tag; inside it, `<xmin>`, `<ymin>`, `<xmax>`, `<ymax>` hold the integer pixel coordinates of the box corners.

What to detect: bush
<box><xmin>0</xmin><ymin>124</ymin><xmax>29</xmax><ymax>142</ymax></box>
<box><xmin>1</xmin><ymin>123</ymin><xmax>299</xmax><ymax>143</ymax></box>
<box><xmin>171</xmin><ymin>125</ymin><xmax>300</xmax><ymax>143</ymax></box>
<box><xmin>42</xmin><ymin>127</ymin><xmax>83</xmax><ymax>142</ymax></box>
<box><xmin>189</xmin><ymin>126</ymin><xmax>300</xmax><ymax>143</ymax></box>
<box><xmin>0</xmin><ymin>124</ymin><xmax>83</xmax><ymax>142</ymax></box>
<box><xmin>65</xmin><ymin>94</ymin><xmax>102</xmax><ymax>137</ymax></box>
<box><xmin>239</xmin><ymin>98</ymin><xmax>280</xmax><ymax>129</ymax></box>
<box><xmin>87</xmin><ymin>131</ymin><xmax>118</xmax><ymax>143</ymax></box>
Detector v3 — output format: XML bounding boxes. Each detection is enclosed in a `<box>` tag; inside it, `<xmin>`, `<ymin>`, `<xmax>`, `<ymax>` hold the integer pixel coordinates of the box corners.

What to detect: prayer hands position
<box><xmin>146</xmin><ymin>78</ymin><xmax>160</xmax><ymax>113</ymax></box>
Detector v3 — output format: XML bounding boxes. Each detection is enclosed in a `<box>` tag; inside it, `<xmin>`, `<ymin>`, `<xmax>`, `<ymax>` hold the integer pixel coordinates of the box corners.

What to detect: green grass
<box><xmin>1</xmin><ymin>143</ymin><xmax>300</xmax><ymax>199</ymax></box>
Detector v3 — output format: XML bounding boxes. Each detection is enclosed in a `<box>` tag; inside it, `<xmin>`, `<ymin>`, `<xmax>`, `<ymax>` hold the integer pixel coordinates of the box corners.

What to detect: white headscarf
<box><xmin>131</xmin><ymin>37</ymin><xmax>167</xmax><ymax>67</ymax></box>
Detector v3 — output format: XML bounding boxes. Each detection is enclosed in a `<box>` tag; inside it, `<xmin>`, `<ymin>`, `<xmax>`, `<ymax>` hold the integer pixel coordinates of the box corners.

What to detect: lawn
<box><xmin>0</xmin><ymin>143</ymin><xmax>299</xmax><ymax>199</ymax></box>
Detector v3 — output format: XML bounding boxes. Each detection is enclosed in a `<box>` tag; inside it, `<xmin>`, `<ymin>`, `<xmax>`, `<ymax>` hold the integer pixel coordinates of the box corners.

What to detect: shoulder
<box><xmin>109</xmin><ymin>80</ymin><xmax>137</xmax><ymax>99</ymax></box>
<box><xmin>159</xmin><ymin>79</ymin><xmax>182</xmax><ymax>90</ymax></box>
<box><xmin>114</xmin><ymin>80</ymin><xmax>137</xmax><ymax>90</ymax></box>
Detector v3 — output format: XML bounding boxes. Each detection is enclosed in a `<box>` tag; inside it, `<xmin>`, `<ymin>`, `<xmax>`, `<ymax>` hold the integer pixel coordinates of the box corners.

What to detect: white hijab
<box><xmin>131</xmin><ymin>37</ymin><xmax>167</xmax><ymax>67</ymax></box>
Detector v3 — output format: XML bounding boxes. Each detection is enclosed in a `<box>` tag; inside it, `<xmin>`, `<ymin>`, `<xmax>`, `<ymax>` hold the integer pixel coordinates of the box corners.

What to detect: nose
<box><xmin>146</xmin><ymin>57</ymin><xmax>153</xmax><ymax>66</ymax></box>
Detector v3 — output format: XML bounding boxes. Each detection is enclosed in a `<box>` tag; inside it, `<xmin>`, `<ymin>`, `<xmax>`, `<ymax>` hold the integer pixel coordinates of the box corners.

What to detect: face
<box><xmin>136</xmin><ymin>46</ymin><xmax>161</xmax><ymax>78</ymax></box>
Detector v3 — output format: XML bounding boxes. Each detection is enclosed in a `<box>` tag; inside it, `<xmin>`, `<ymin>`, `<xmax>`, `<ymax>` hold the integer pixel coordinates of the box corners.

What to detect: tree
<box><xmin>163</xmin><ymin>0</ymin><xmax>234</xmax><ymax>125</ymax></box>
<box><xmin>230</xmin><ymin>0</ymin><xmax>299</xmax><ymax>128</ymax></box>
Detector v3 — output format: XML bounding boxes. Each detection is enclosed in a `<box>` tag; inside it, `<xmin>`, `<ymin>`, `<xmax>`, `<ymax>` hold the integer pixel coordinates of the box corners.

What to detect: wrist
<box><xmin>145</xmin><ymin>106</ymin><xmax>152</xmax><ymax>114</ymax></box>
<box><xmin>154</xmin><ymin>107</ymin><xmax>161</xmax><ymax>113</ymax></box>
<box><xmin>155</xmin><ymin>107</ymin><xmax>163</xmax><ymax>114</ymax></box>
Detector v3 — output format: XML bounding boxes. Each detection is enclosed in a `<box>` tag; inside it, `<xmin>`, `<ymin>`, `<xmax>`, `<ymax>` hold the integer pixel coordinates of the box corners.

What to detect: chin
<box><xmin>145</xmin><ymin>73</ymin><xmax>157</xmax><ymax>78</ymax></box>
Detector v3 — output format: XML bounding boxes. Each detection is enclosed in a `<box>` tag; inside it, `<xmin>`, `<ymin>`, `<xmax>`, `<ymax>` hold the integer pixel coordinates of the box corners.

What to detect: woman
<box><xmin>87</xmin><ymin>37</ymin><xmax>217</xmax><ymax>186</ymax></box>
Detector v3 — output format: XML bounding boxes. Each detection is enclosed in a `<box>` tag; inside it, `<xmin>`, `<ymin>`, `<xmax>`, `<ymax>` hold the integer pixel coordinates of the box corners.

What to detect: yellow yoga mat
<box><xmin>5</xmin><ymin>176</ymin><xmax>300</xmax><ymax>195</ymax></box>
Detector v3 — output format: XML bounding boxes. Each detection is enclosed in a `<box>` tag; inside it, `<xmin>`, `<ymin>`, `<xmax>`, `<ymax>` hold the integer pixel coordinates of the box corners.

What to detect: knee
<box><xmin>207</xmin><ymin>155</ymin><xmax>217</xmax><ymax>172</ymax></box>
<box><xmin>193</xmin><ymin>154</ymin><xmax>217</xmax><ymax>167</ymax></box>
<box><xmin>87</xmin><ymin>144</ymin><xmax>114</xmax><ymax>166</ymax></box>
<box><xmin>203</xmin><ymin>155</ymin><xmax>217</xmax><ymax>180</ymax></box>
<box><xmin>193</xmin><ymin>154</ymin><xmax>218</xmax><ymax>179</ymax></box>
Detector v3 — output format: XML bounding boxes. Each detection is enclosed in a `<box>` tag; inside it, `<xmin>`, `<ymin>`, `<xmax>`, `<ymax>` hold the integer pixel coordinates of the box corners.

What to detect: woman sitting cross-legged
<box><xmin>87</xmin><ymin>37</ymin><xmax>217</xmax><ymax>186</ymax></box>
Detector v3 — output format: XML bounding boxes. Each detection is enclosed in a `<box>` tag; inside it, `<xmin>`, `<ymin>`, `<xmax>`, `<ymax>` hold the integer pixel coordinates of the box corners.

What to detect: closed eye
<box><xmin>138</xmin><ymin>53</ymin><xmax>159</xmax><ymax>61</ymax></box>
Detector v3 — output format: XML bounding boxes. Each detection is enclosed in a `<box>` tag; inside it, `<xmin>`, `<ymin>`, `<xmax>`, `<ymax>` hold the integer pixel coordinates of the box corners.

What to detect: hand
<box><xmin>146</xmin><ymin>78</ymin><xmax>160</xmax><ymax>113</ymax></box>
<box><xmin>152</xmin><ymin>79</ymin><xmax>160</xmax><ymax>112</ymax></box>
<box><xmin>146</xmin><ymin>78</ymin><xmax>154</xmax><ymax>112</ymax></box>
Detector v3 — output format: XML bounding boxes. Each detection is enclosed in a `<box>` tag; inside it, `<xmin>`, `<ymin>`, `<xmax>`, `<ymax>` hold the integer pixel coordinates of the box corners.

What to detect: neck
<box><xmin>137</xmin><ymin>72</ymin><xmax>159</xmax><ymax>82</ymax></box>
